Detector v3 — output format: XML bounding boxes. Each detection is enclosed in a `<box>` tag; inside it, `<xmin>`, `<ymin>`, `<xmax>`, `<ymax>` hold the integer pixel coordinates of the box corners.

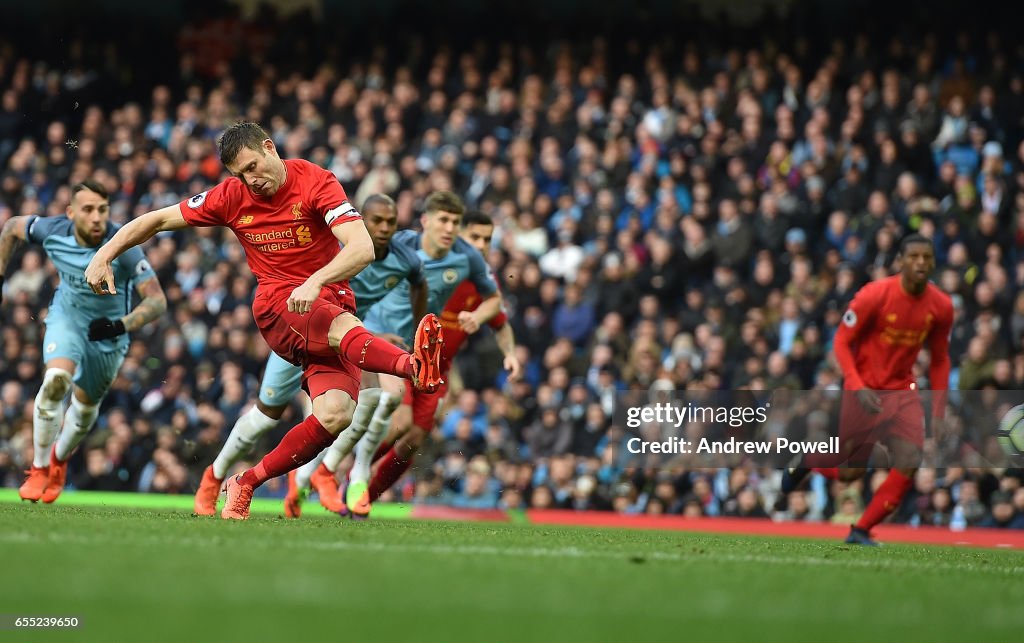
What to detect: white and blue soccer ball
<box><xmin>997</xmin><ymin>404</ymin><xmax>1024</xmax><ymax>458</ymax></box>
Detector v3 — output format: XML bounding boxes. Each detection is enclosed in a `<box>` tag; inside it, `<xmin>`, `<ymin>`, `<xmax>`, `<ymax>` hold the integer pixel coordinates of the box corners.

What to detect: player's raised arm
<box><xmin>286</xmin><ymin>218</ymin><xmax>375</xmax><ymax>314</ymax></box>
<box><xmin>84</xmin><ymin>205</ymin><xmax>188</xmax><ymax>295</ymax></box>
<box><xmin>0</xmin><ymin>216</ymin><xmax>30</xmax><ymax>301</ymax></box>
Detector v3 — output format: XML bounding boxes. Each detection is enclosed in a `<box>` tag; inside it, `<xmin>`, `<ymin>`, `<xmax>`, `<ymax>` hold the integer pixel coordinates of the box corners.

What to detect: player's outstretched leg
<box><xmin>291</xmin><ymin>388</ymin><xmax>382</xmax><ymax>516</ymax></box>
<box><xmin>196</xmin><ymin>405</ymin><xmax>281</xmax><ymax>516</ymax></box>
<box><xmin>223</xmin><ymin>416</ymin><xmax>335</xmax><ymax>520</ymax></box>
<box><xmin>223</xmin><ymin>389</ymin><xmax>354</xmax><ymax>520</ymax></box>
<box><xmin>20</xmin><ymin>369</ymin><xmax>72</xmax><ymax>502</ymax></box>
<box><xmin>42</xmin><ymin>393</ymin><xmax>100</xmax><ymax>503</ymax></box>
<box><xmin>332</xmin><ymin>314</ymin><xmax>444</xmax><ymax>392</ymax></box>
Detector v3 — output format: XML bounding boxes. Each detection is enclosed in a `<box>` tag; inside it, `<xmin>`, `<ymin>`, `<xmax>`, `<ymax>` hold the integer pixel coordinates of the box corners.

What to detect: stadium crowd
<box><xmin>2</xmin><ymin>5</ymin><xmax>1024</xmax><ymax>529</ymax></box>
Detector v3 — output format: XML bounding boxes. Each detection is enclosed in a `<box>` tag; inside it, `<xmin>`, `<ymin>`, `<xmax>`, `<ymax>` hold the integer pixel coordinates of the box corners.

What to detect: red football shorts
<box><xmin>252</xmin><ymin>283</ymin><xmax>361</xmax><ymax>402</ymax></box>
<box><xmin>838</xmin><ymin>389</ymin><xmax>925</xmax><ymax>464</ymax></box>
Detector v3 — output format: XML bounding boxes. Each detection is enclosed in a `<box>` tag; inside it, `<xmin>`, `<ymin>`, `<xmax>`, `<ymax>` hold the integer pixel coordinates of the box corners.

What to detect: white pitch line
<box><xmin>1</xmin><ymin>531</ymin><xmax>1021</xmax><ymax>577</ymax></box>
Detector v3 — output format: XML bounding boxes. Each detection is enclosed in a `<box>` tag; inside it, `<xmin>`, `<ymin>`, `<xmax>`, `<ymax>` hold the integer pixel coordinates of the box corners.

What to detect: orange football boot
<box><xmin>410</xmin><ymin>313</ymin><xmax>444</xmax><ymax>392</ymax></box>
<box><xmin>19</xmin><ymin>466</ymin><xmax>50</xmax><ymax>502</ymax></box>
<box><xmin>310</xmin><ymin>463</ymin><xmax>344</xmax><ymax>513</ymax></box>
<box><xmin>40</xmin><ymin>446</ymin><xmax>68</xmax><ymax>504</ymax></box>
<box><xmin>194</xmin><ymin>465</ymin><xmax>223</xmax><ymax>516</ymax></box>
<box><xmin>221</xmin><ymin>475</ymin><xmax>255</xmax><ymax>520</ymax></box>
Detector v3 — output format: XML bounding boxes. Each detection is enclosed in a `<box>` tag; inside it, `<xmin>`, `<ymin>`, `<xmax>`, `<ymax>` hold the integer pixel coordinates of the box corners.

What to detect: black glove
<box><xmin>88</xmin><ymin>317</ymin><xmax>127</xmax><ymax>341</ymax></box>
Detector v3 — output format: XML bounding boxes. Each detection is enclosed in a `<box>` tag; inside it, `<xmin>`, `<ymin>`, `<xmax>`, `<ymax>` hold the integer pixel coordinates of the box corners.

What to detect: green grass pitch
<box><xmin>1</xmin><ymin>500</ymin><xmax>1022</xmax><ymax>642</ymax></box>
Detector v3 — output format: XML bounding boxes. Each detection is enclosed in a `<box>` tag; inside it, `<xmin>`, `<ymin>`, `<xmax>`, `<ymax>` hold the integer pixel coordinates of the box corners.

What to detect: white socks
<box><xmin>54</xmin><ymin>394</ymin><xmax>100</xmax><ymax>462</ymax></box>
<box><xmin>32</xmin><ymin>369</ymin><xmax>72</xmax><ymax>468</ymax></box>
<box><xmin>212</xmin><ymin>406</ymin><xmax>280</xmax><ymax>479</ymax></box>
<box><xmin>350</xmin><ymin>390</ymin><xmax>400</xmax><ymax>484</ymax></box>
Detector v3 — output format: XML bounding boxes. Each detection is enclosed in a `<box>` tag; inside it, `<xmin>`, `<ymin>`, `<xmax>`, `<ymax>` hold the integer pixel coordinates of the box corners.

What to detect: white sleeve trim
<box><xmin>325</xmin><ymin>200</ymin><xmax>360</xmax><ymax>226</ymax></box>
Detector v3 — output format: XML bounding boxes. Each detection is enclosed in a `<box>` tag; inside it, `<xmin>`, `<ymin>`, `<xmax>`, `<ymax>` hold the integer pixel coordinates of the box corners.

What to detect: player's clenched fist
<box><xmin>287</xmin><ymin>279</ymin><xmax>321</xmax><ymax>315</ymax></box>
<box><xmin>457</xmin><ymin>310</ymin><xmax>480</xmax><ymax>334</ymax></box>
<box><xmin>84</xmin><ymin>255</ymin><xmax>117</xmax><ymax>295</ymax></box>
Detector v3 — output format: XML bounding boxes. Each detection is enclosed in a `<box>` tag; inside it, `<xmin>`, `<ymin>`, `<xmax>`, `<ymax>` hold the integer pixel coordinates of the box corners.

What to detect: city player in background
<box><xmin>350</xmin><ymin>203</ymin><xmax>517</xmax><ymax>518</ymax></box>
<box><xmin>780</xmin><ymin>234</ymin><xmax>953</xmax><ymax>545</ymax></box>
<box><xmin>290</xmin><ymin>208</ymin><xmax>523</xmax><ymax>519</ymax></box>
<box><xmin>0</xmin><ymin>180</ymin><xmax>167</xmax><ymax>504</ymax></box>
<box><xmin>84</xmin><ymin>122</ymin><xmax>444</xmax><ymax>520</ymax></box>
<box><xmin>191</xmin><ymin>193</ymin><xmax>426</xmax><ymax>516</ymax></box>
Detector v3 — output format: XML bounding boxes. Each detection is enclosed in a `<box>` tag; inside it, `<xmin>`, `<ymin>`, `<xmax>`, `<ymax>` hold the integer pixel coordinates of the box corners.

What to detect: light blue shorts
<box><xmin>42</xmin><ymin>319</ymin><xmax>126</xmax><ymax>403</ymax></box>
<box><xmin>257</xmin><ymin>351</ymin><xmax>304</xmax><ymax>407</ymax></box>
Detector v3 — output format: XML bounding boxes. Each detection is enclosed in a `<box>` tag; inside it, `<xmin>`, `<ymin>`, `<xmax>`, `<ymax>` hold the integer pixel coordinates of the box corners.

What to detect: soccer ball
<box><xmin>996</xmin><ymin>404</ymin><xmax>1024</xmax><ymax>458</ymax></box>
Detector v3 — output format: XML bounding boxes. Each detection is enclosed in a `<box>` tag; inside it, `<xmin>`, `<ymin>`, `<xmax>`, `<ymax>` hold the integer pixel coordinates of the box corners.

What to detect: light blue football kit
<box><xmin>257</xmin><ymin>237</ymin><xmax>424</xmax><ymax>406</ymax></box>
<box><xmin>362</xmin><ymin>230</ymin><xmax>498</xmax><ymax>343</ymax></box>
<box><xmin>26</xmin><ymin>215</ymin><xmax>156</xmax><ymax>401</ymax></box>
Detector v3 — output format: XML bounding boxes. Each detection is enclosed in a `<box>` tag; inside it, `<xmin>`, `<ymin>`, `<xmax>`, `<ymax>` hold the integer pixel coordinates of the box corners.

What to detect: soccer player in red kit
<box><xmin>84</xmin><ymin>122</ymin><xmax>444</xmax><ymax>520</ymax></box>
<box><xmin>780</xmin><ymin>234</ymin><xmax>953</xmax><ymax>545</ymax></box>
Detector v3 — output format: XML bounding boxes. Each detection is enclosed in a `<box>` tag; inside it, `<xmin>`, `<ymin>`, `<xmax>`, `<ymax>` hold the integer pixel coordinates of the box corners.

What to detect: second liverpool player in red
<box><xmin>780</xmin><ymin>234</ymin><xmax>952</xmax><ymax>545</ymax></box>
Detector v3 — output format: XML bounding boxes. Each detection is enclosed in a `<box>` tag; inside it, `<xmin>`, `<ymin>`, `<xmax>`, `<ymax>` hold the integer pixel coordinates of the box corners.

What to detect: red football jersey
<box><xmin>178</xmin><ymin>159</ymin><xmax>362</xmax><ymax>289</ymax></box>
<box><xmin>834</xmin><ymin>274</ymin><xmax>953</xmax><ymax>394</ymax></box>
<box><xmin>438</xmin><ymin>279</ymin><xmax>507</xmax><ymax>364</ymax></box>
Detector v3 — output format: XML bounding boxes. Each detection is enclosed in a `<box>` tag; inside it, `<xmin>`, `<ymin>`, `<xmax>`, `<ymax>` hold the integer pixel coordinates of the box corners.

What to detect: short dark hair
<box><xmin>461</xmin><ymin>210</ymin><xmax>493</xmax><ymax>228</ymax></box>
<box><xmin>423</xmin><ymin>191</ymin><xmax>465</xmax><ymax>216</ymax></box>
<box><xmin>71</xmin><ymin>179</ymin><xmax>108</xmax><ymax>202</ymax></box>
<box><xmin>361</xmin><ymin>193</ymin><xmax>396</xmax><ymax>212</ymax></box>
<box><xmin>217</xmin><ymin>122</ymin><xmax>271</xmax><ymax>165</ymax></box>
<box><xmin>899</xmin><ymin>233</ymin><xmax>934</xmax><ymax>253</ymax></box>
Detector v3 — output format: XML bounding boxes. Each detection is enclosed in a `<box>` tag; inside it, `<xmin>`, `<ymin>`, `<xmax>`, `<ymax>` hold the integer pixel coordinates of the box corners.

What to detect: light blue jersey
<box><xmin>258</xmin><ymin>236</ymin><xmax>424</xmax><ymax>406</ymax></box>
<box><xmin>26</xmin><ymin>215</ymin><xmax>156</xmax><ymax>400</ymax></box>
<box><xmin>362</xmin><ymin>230</ymin><xmax>497</xmax><ymax>344</ymax></box>
<box><xmin>350</xmin><ymin>237</ymin><xmax>424</xmax><ymax>319</ymax></box>
<box><xmin>27</xmin><ymin>215</ymin><xmax>156</xmax><ymax>353</ymax></box>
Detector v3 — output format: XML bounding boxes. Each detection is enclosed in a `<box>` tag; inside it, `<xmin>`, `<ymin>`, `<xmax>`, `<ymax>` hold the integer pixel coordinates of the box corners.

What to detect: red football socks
<box><xmin>368</xmin><ymin>447</ymin><xmax>413</xmax><ymax>502</ymax></box>
<box><xmin>340</xmin><ymin>327</ymin><xmax>413</xmax><ymax>378</ymax></box>
<box><xmin>812</xmin><ymin>467</ymin><xmax>839</xmax><ymax>480</ymax></box>
<box><xmin>856</xmin><ymin>469</ymin><xmax>913</xmax><ymax>531</ymax></box>
<box><xmin>238</xmin><ymin>415</ymin><xmax>333</xmax><ymax>488</ymax></box>
<box><xmin>372</xmin><ymin>441</ymin><xmax>393</xmax><ymax>464</ymax></box>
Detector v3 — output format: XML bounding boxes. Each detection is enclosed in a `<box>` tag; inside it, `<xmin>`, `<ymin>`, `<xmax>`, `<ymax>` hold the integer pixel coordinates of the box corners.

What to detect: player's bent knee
<box><xmin>313</xmin><ymin>395</ymin><xmax>356</xmax><ymax>434</ymax></box>
<box><xmin>327</xmin><ymin>313</ymin><xmax>362</xmax><ymax>350</ymax></box>
<box><xmin>40</xmin><ymin>368</ymin><xmax>73</xmax><ymax>403</ymax></box>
